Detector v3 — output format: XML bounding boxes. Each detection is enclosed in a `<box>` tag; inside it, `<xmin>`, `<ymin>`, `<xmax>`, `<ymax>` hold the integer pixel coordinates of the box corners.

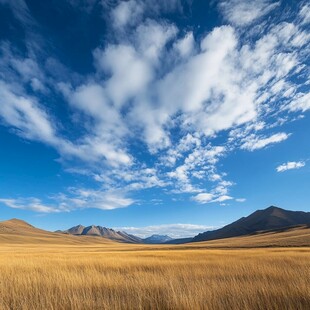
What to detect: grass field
<box><xmin>0</xmin><ymin>220</ymin><xmax>309</xmax><ymax>309</ymax></box>
<box><xmin>0</xmin><ymin>244</ymin><xmax>309</xmax><ymax>310</ymax></box>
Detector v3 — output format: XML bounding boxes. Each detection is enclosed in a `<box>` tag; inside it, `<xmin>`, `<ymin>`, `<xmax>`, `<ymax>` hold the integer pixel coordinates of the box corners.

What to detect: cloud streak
<box><xmin>241</xmin><ymin>133</ymin><xmax>290</xmax><ymax>151</ymax></box>
<box><xmin>219</xmin><ymin>0</ymin><xmax>280</xmax><ymax>27</ymax></box>
<box><xmin>276</xmin><ymin>161</ymin><xmax>306</xmax><ymax>172</ymax></box>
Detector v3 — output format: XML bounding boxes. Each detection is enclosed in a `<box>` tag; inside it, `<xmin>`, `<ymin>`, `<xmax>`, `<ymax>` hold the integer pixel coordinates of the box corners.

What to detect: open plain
<box><xmin>0</xmin><ymin>220</ymin><xmax>309</xmax><ymax>310</ymax></box>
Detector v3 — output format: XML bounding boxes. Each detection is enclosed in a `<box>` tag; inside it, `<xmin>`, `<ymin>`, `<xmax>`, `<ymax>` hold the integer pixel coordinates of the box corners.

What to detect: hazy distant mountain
<box><xmin>164</xmin><ymin>237</ymin><xmax>193</xmax><ymax>244</ymax></box>
<box><xmin>192</xmin><ymin>206</ymin><xmax>310</xmax><ymax>242</ymax></box>
<box><xmin>143</xmin><ymin>234</ymin><xmax>173</xmax><ymax>244</ymax></box>
<box><xmin>61</xmin><ymin>225</ymin><xmax>143</xmax><ymax>243</ymax></box>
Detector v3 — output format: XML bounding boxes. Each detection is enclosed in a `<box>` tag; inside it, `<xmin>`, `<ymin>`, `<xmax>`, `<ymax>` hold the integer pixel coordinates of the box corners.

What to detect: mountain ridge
<box><xmin>1</xmin><ymin>206</ymin><xmax>309</xmax><ymax>245</ymax></box>
<box><xmin>192</xmin><ymin>206</ymin><xmax>310</xmax><ymax>242</ymax></box>
<box><xmin>60</xmin><ymin>224</ymin><xmax>143</xmax><ymax>243</ymax></box>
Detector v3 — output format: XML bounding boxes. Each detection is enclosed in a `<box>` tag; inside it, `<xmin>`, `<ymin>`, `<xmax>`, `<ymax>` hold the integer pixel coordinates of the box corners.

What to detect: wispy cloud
<box><xmin>0</xmin><ymin>198</ymin><xmax>62</xmax><ymax>213</ymax></box>
<box><xmin>218</xmin><ymin>0</ymin><xmax>280</xmax><ymax>26</ymax></box>
<box><xmin>0</xmin><ymin>189</ymin><xmax>135</xmax><ymax>213</ymax></box>
<box><xmin>276</xmin><ymin>161</ymin><xmax>306</xmax><ymax>172</ymax></box>
<box><xmin>192</xmin><ymin>192</ymin><xmax>233</xmax><ymax>204</ymax></box>
<box><xmin>241</xmin><ymin>133</ymin><xmax>290</xmax><ymax>151</ymax></box>
<box><xmin>0</xmin><ymin>0</ymin><xmax>34</xmax><ymax>26</ymax></box>
<box><xmin>299</xmin><ymin>3</ymin><xmax>310</xmax><ymax>25</ymax></box>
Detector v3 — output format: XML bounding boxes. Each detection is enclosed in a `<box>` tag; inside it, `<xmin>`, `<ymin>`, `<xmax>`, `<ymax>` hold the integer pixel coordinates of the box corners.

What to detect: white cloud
<box><xmin>135</xmin><ymin>20</ymin><xmax>178</xmax><ymax>61</ymax></box>
<box><xmin>110</xmin><ymin>0</ymin><xmax>188</xmax><ymax>30</ymax></box>
<box><xmin>276</xmin><ymin>161</ymin><xmax>306</xmax><ymax>172</ymax></box>
<box><xmin>115</xmin><ymin>223</ymin><xmax>217</xmax><ymax>238</ymax></box>
<box><xmin>299</xmin><ymin>4</ymin><xmax>310</xmax><ymax>25</ymax></box>
<box><xmin>154</xmin><ymin>25</ymin><xmax>258</xmax><ymax>138</ymax></box>
<box><xmin>174</xmin><ymin>32</ymin><xmax>195</xmax><ymax>58</ymax></box>
<box><xmin>192</xmin><ymin>193</ymin><xmax>214</xmax><ymax>204</ymax></box>
<box><xmin>111</xmin><ymin>0</ymin><xmax>144</xmax><ymax>30</ymax></box>
<box><xmin>212</xmin><ymin>195</ymin><xmax>233</xmax><ymax>202</ymax></box>
<box><xmin>58</xmin><ymin>188</ymin><xmax>135</xmax><ymax>211</ymax></box>
<box><xmin>241</xmin><ymin>133</ymin><xmax>289</xmax><ymax>151</ymax></box>
<box><xmin>167</xmin><ymin>144</ymin><xmax>226</xmax><ymax>194</ymax></box>
<box><xmin>236</xmin><ymin>198</ymin><xmax>246</xmax><ymax>202</ymax></box>
<box><xmin>0</xmin><ymin>188</ymin><xmax>135</xmax><ymax>213</ymax></box>
<box><xmin>93</xmin><ymin>44</ymin><xmax>153</xmax><ymax>107</ymax></box>
<box><xmin>0</xmin><ymin>79</ymin><xmax>133</xmax><ymax>168</ymax></box>
<box><xmin>219</xmin><ymin>0</ymin><xmax>280</xmax><ymax>26</ymax></box>
<box><xmin>0</xmin><ymin>198</ymin><xmax>62</xmax><ymax>213</ymax></box>
<box><xmin>0</xmin><ymin>81</ymin><xmax>57</xmax><ymax>144</ymax></box>
<box><xmin>192</xmin><ymin>191</ymin><xmax>234</xmax><ymax>204</ymax></box>
<box><xmin>288</xmin><ymin>92</ymin><xmax>310</xmax><ymax>112</ymax></box>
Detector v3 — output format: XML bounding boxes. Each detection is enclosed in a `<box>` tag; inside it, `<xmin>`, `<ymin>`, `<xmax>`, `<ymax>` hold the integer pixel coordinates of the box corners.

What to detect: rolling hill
<box><xmin>0</xmin><ymin>219</ymin><xmax>116</xmax><ymax>245</ymax></box>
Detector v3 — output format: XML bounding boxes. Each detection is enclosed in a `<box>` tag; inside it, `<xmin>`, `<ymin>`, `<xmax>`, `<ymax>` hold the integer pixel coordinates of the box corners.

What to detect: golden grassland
<box><xmin>0</xmin><ymin>244</ymin><xmax>309</xmax><ymax>310</ymax></box>
<box><xmin>0</xmin><ymin>220</ymin><xmax>309</xmax><ymax>309</ymax></box>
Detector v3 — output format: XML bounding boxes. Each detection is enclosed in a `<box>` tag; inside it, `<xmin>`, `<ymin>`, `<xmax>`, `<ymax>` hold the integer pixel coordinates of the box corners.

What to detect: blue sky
<box><xmin>0</xmin><ymin>0</ymin><xmax>309</xmax><ymax>238</ymax></box>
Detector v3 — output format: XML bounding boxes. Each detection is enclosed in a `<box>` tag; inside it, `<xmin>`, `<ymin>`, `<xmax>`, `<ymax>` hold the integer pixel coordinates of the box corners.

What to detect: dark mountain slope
<box><xmin>192</xmin><ymin>206</ymin><xmax>310</xmax><ymax>242</ymax></box>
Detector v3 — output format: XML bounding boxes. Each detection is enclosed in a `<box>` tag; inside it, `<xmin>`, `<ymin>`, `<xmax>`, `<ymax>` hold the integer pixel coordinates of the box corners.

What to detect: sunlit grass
<box><xmin>0</xmin><ymin>245</ymin><xmax>309</xmax><ymax>309</ymax></box>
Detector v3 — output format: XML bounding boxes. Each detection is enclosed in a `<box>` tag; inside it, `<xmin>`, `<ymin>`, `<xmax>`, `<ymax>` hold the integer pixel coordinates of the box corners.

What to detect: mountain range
<box><xmin>60</xmin><ymin>225</ymin><xmax>174</xmax><ymax>244</ymax></box>
<box><xmin>58</xmin><ymin>225</ymin><xmax>143</xmax><ymax>243</ymax></box>
<box><xmin>1</xmin><ymin>206</ymin><xmax>309</xmax><ymax>245</ymax></box>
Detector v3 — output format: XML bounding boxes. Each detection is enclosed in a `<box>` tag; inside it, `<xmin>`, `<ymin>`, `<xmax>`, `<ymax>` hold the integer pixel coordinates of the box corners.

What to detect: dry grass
<box><xmin>0</xmin><ymin>244</ymin><xmax>309</xmax><ymax>310</ymax></box>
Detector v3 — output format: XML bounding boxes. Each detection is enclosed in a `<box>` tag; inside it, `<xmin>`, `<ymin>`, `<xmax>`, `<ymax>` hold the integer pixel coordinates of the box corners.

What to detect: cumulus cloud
<box><xmin>111</xmin><ymin>0</ymin><xmax>144</xmax><ymax>30</ymax></box>
<box><xmin>276</xmin><ymin>161</ymin><xmax>306</xmax><ymax>172</ymax></box>
<box><xmin>174</xmin><ymin>32</ymin><xmax>195</xmax><ymax>58</ymax></box>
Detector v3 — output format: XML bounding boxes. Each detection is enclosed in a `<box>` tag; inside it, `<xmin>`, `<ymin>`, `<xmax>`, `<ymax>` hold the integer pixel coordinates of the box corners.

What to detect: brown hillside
<box><xmin>0</xmin><ymin>219</ymin><xmax>116</xmax><ymax>245</ymax></box>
